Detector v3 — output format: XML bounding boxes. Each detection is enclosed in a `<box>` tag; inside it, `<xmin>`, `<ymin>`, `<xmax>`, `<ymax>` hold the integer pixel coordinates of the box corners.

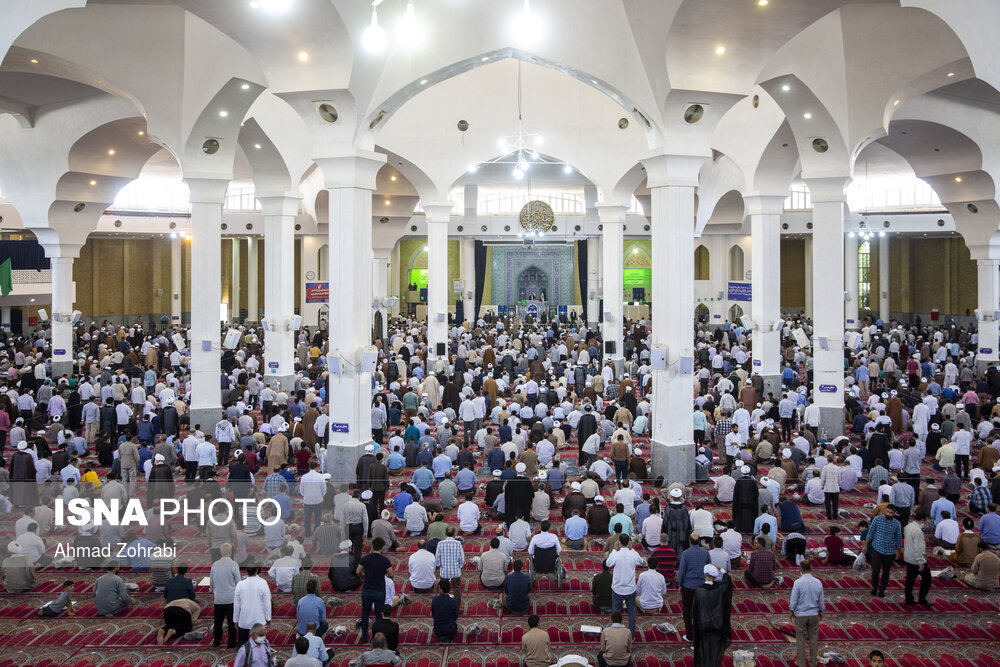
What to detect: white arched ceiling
<box><xmin>333</xmin><ymin>0</ymin><xmax>665</xmax><ymax>139</ymax></box>
<box><xmin>0</xmin><ymin>0</ymin><xmax>84</xmax><ymax>64</ymax></box>
<box><xmin>695</xmin><ymin>154</ymin><xmax>747</xmax><ymax>236</ymax></box>
<box><xmin>705</xmin><ymin>190</ymin><xmax>747</xmax><ymax>234</ymax></box>
<box><xmin>375</xmin><ymin>59</ymin><xmax>651</xmax><ymax>200</ymax></box>
<box><xmin>238</xmin><ymin>93</ymin><xmax>314</xmax><ymax>196</ymax></box>
<box><xmin>12</xmin><ymin>3</ymin><xmax>268</xmax><ymax>160</ymax></box>
<box><xmin>756</xmin><ymin>3</ymin><xmax>968</xmax><ymax>162</ymax></box>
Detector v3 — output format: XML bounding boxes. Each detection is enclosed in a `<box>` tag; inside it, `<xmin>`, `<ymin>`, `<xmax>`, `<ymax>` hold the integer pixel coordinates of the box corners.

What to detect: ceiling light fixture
<box><xmin>511</xmin><ymin>0</ymin><xmax>543</xmax><ymax>46</ymax></box>
<box><xmin>781</xmin><ymin>84</ymin><xmax>790</xmax><ymax>92</ymax></box>
<box><xmin>298</xmin><ymin>51</ymin><xmax>309</xmax><ymax>62</ymax></box>
<box><xmin>89</xmin><ymin>180</ymin><xmax>97</xmax><ymax>186</ymax></box>
<box><xmin>185</xmin><ymin>233</ymin><xmax>192</xmax><ymax>241</ymax></box>
<box><xmin>241</xmin><ymin>83</ymin><xmax>250</xmax><ymax>90</ymax></box>
<box><xmin>893</xmin><ymin>99</ymin><xmax>900</xmax><ymax>106</ymax></box>
<box><xmin>758</xmin><ymin>0</ymin><xmax>768</xmax><ymax>5</ymax></box>
<box><xmin>803</xmin><ymin>112</ymin><xmax>812</xmax><ymax>119</ymax></box>
<box><xmin>254</xmin><ymin>143</ymin><xmax>262</xmax><ymax>149</ymax></box>
<box><xmin>219</xmin><ymin>110</ymin><xmax>229</xmax><ymax>117</ymax></box>
<box><xmin>30</xmin><ymin>58</ymin><xmax>39</xmax><ymax>64</ymax></box>
<box><xmin>250</xmin><ymin>0</ymin><xmax>293</xmax><ymax>13</ymax></box>
<box><xmin>715</xmin><ymin>45</ymin><xmax>726</xmax><ymax>55</ymax></box>
<box><xmin>955</xmin><ymin>176</ymin><xmax>963</xmax><ymax>182</ymax></box>
<box><xmin>384</xmin><ymin>199</ymin><xmax>391</xmax><ymax>206</ymax></box>
<box><xmin>420</xmin><ymin>79</ymin><xmax>428</xmax><ymax>85</ymax></box>
<box><xmin>396</xmin><ymin>0</ymin><xmax>425</xmax><ymax>49</ymax></box>
<box><xmin>137</xmin><ymin>131</ymin><xmax>145</xmax><ymax>136</ymax></box>
<box><xmin>363</xmin><ymin>2</ymin><xmax>387</xmax><ymax>53</ymax></box>
<box><xmin>390</xmin><ymin>175</ymin><xmax>397</xmax><ymax>181</ymax></box>
<box><xmin>107</xmin><ymin>149</ymin><xmax>115</xmax><ymax>156</ymax></box>
<box><xmin>563</xmin><ymin>164</ymin><xmax>573</xmax><ymax>174</ymax></box>
<box><xmin>947</xmin><ymin>72</ymin><xmax>955</xmax><ymax>77</ymax></box>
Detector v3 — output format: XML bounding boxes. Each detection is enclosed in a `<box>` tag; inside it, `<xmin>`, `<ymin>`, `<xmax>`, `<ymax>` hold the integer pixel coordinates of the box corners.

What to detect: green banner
<box><xmin>623</xmin><ymin>268</ymin><xmax>651</xmax><ymax>294</ymax></box>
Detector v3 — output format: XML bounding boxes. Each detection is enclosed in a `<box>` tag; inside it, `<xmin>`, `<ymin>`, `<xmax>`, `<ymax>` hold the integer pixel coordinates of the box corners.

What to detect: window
<box><xmin>858</xmin><ymin>241</ymin><xmax>871</xmax><ymax>309</ymax></box>
<box><xmin>728</xmin><ymin>245</ymin><xmax>744</xmax><ymax>281</ymax></box>
<box><xmin>694</xmin><ymin>245</ymin><xmax>710</xmax><ymax>281</ymax></box>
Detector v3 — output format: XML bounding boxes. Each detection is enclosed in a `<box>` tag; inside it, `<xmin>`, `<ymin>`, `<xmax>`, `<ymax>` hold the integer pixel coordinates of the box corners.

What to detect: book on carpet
<box><xmin>197</xmin><ymin>577</ymin><xmax>211</xmax><ymax>587</ymax></box>
<box><xmin>580</xmin><ymin>625</ymin><xmax>602</xmax><ymax>634</ymax></box>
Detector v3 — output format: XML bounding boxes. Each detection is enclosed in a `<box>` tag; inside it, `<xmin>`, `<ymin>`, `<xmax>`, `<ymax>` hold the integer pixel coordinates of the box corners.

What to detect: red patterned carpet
<box><xmin>2</xmin><ymin>427</ymin><xmax>1000</xmax><ymax>666</ymax></box>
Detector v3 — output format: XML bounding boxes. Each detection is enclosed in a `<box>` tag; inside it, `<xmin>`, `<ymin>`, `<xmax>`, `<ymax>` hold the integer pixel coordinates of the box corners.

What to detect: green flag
<box><xmin>0</xmin><ymin>258</ymin><xmax>11</xmax><ymax>297</ymax></box>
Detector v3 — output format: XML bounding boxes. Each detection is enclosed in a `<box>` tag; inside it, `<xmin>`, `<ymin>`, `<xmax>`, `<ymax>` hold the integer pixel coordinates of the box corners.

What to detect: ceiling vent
<box><xmin>812</xmin><ymin>138</ymin><xmax>829</xmax><ymax>153</ymax></box>
<box><xmin>618</xmin><ymin>118</ymin><xmax>629</xmax><ymax>129</ymax></box>
<box><xmin>684</xmin><ymin>104</ymin><xmax>704</xmax><ymax>124</ymax></box>
<box><xmin>457</xmin><ymin>120</ymin><xmax>469</xmax><ymax>132</ymax></box>
<box><xmin>318</xmin><ymin>103</ymin><xmax>338</xmax><ymax>124</ymax></box>
<box><xmin>202</xmin><ymin>139</ymin><xmax>220</xmax><ymax>155</ymax></box>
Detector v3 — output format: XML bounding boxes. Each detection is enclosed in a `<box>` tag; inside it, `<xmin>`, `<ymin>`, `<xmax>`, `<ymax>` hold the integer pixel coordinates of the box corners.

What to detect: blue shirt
<box><xmin>789</xmin><ymin>573</ymin><xmax>825</xmax><ymax>617</ymax></box>
<box><xmin>393</xmin><ymin>491</ymin><xmax>413</xmax><ymax>519</ymax></box>
<box><xmin>930</xmin><ymin>498</ymin><xmax>956</xmax><ymax>526</ymax></box>
<box><xmin>412</xmin><ymin>467</ymin><xmax>434</xmax><ymax>491</ymax></box>
<box><xmin>432</xmin><ymin>454</ymin><xmax>452</xmax><ymax>479</ymax></box>
<box><xmin>416</xmin><ymin>449</ymin><xmax>434</xmax><ymax>468</ymax></box>
<box><xmin>503</xmin><ymin>571</ymin><xmax>532</xmax><ymax>610</ymax></box>
<box><xmin>677</xmin><ymin>545</ymin><xmax>711</xmax><ymax>589</ymax></box>
<box><xmin>126</xmin><ymin>538</ymin><xmax>155</xmax><ymax>570</ymax></box>
<box><xmin>274</xmin><ymin>493</ymin><xmax>292</xmax><ymax>519</ymax></box>
<box><xmin>295</xmin><ymin>593</ymin><xmax>327</xmax><ymax>635</ymax></box>
<box><xmin>608</xmin><ymin>514</ymin><xmax>633</xmax><ymax>537</ymax></box>
<box><xmin>387</xmin><ymin>451</ymin><xmax>405</xmax><ymax>471</ymax></box>
<box><xmin>487</xmin><ymin>448</ymin><xmax>505</xmax><ymax>470</ymax></box>
<box><xmin>866</xmin><ymin>514</ymin><xmax>902</xmax><ymax>555</ymax></box>
<box><xmin>754</xmin><ymin>514</ymin><xmax>778</xmax><ymax>538</ymax></box>
<box><xmin>565</xmin><ymin>515</ymin><xmax>587</xmax><ymax>541</ymax></box>
<box><xmin>455</xmin><ymin>468</ymin><xmax>477</xmax><ymax>491</ymax></box>
<box><xmin>979</xmin><ymin>512</ymin><xmax>1000</xmax><ymax>545</ymax></box>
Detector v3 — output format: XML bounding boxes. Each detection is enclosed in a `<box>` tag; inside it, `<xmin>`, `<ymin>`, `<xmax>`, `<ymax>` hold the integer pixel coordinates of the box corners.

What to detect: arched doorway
<box><xmin>516</xmin><ymin>265</ymin><xmax>549</xmax><ymax>301</ymax></box>
<box><xmin>729</xmin><ymin>245</ymin><xmax>745</xmax><ymax>281</ymax></box>
<box><xmin>695</xmin><ymin>303</ymin><xmax>710</xmax><ymax>323</ymax></box>
<box><xmin>728</xmin><ymin>304</ymin><xmax>744</xmax><ymax>323</ymax></box>
<box><xmin>373</xmin><ymin>310</ymin><xmax>384</xmax><ymax>343</ymax></box>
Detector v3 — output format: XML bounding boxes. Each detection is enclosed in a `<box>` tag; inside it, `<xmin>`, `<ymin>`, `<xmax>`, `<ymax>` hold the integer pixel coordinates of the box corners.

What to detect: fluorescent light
<box><xmin>251</xmin><ymin>0</ymin><xmax>293</xmax><ymax>13</ymax></box>
<box><xmin>947</xmin><ymin>72</ymin><xmax>955</xmax><ymax>77</ymax></box>
<box><xmin>420</xmin><ymin>79</ymin><xmax>428</xmax><ymax>85</ymax></box>
<box><xmin>89</xmin><ymin>180</ymin><xmax>97</xmax><ymax>186</ymax></box>
<box><xmin>254</xmin><ymin>143</ymin><xmax>262</xmax><ymax>149</ymax></box>
<box><xmin>241</xmin><ymin>83</ymin><xmax>250</xmax><ymax>90</ymax></box>
<box><xmin>363</xmin><ymin>9</ymin><xmax>386</xmax><ymax>53</ymax></box>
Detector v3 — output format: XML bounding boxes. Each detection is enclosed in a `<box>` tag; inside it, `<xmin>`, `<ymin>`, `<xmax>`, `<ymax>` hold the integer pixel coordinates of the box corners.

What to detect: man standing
<box><xmin>357</xmin><ymin>537</ymin><xmax>393</xmax><ymax>644</ymax></box>
<box><xmin>903</xmin><ymin>510</ymin><xmax>932</xmax><ymax>608</ymax></box>
<box><xmin>691</xmin><ymin>564</ymin><xmax>733</xmax><ymax>667</ymax></box>
<box><xmin>789</xmin><ymin>562</ymin><xmax>825</xmax><ymax>667</ymax></box>
<box><xmin>605</xmin><ymin>534</ymin><xmax>644</xmax><ymax>637</ymax></box>
<box><xmin>819</xmin><ymin>457</ymin><xmax>841</xmax><ymax>521</ymax></box>
<box><xmin>863</xmin><ymin>505</ymin><xmax>903</xmax><ymax>598</ymax></box>
<box><xmin>434</xmin><ymin>527</ymin><xmax>466</xmax><ymax>607</ymax></box>
<box><xmin>676</xmin><ymin>532</ymin><xmax>711</xmax><ymax>643</ymax></box>
<box><xmin>300</xmin><ymin>462</ymin><xmax>327</xmax><ymax>538</ymax></box>
<box><xmin>210</xmin><ymin>544</ymin><xmax>241</xmax><ymax>648</ymax></box>
<box><xmin>234</xmin><ymin>566</ymin><xmax>272</xmax><ymax>646</ymax></box>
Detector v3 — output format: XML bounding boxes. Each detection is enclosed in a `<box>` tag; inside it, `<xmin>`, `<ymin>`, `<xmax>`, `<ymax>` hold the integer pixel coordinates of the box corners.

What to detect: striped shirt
<box><xmin>434</xmin><ymin>538</ymin><xmax>465</xmax><ymax>579</ymax></box>
<box><xmin>651</xmin><ymin>544</ymin><xmax>677</xmax><ymax>581</ymax></box>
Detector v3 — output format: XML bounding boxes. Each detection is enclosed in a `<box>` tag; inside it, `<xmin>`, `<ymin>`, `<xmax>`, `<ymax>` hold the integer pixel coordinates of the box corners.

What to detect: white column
<box><xmin>316</xmin><ymin>152</ymin><xmax>385</xmax><ymax>484</ymax></box>
<box><xmin>171</xmin><ymin>235</ymin><xmax>182</xmax><ymax>324</ymax></box>
<box><xmin>808</xmin><ymin>178</ymin><xmax>849</xmax><ymax>438</ymax></box>
<box><xmin>878</xmin><ymin>238</ymin><xmax>889</xmax><ymax>323</ymax></box>
<box><xmin>587</xmin><ymin>237</ymin><xmax>600</xmax><ymax>326</ymax></box>
<box><xmin>50</xmin><ymin>255</ymin><xmax>75</xmax><ymax>377</ymax></box>
<box><xmin>230</xmin><ymin>238</ymin><xmax>241</xmax><ymax>323</ymax></box>
<box><xmin>185</xmin><ymin>178</ymin><xmax>229</xmax><ymax>430</ymax></box>
<box><xmin>373</xmin><ymin>249</ymin><xmax>390</xmax><ymax>341</ymax></box>
<box><xmin>845</xmin><ymin>234</ymin><xmax>859</xmax><ymax>330</ymax></box>
<box><xmin>247</xmin><ymin>237</ymin><xmax>259</xmax><ymax>321</ymax></box>
<box><xmin>746</xmin><ymin>195</ymin><xmax>785</xmax><ymax>400</ymax></box>
<box><xmin>1</xmin><ymin>306</ymin><xmax>10</xmax><ymax>330</ymax></box>
<box><xmin>597</xmin><ymin>205</ymin><xmax>626</xmax><ymax>374</ymax></box>
<box><xmin>977</xmin><ymin>259</ymin><xmax>1000</xmax><ymax>369</ymax></box>
<box><xmin>389</xmin><ymin>243</ymin><xmax>401</xmax><ymax>317</ymax></box>
<box><xmin>804</xmin><ymin>236</ymin><xmax>814</xmax><ymax>319</ymax></box>
<box><xmin>461</xmin><ymin>237</ymin><xmax>475</xmax><ymax>320</ymax></box>
<box><xmin>424</xmin><ymin>203</ymin><xmax>453</xmax><ymax>359</ymax></box>
<box><xmin>259</xmin><ymin>196</ymin><xmax>299</xmax><ymax>390</ymax></box>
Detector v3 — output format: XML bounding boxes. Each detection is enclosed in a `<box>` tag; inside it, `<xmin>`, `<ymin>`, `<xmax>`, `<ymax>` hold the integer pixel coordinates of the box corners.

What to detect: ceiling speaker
<box><xmin>318</xmin><ymin>103</ymin><xmax>338</xmax><ymax>124</ymax></box>
<box><xmin>202</xmin><ymin>139</ymin><xmax>220</xmax><ymax>155</ymax></box>
<box><xmin>684</xmin><ymin>104</ymin><xmax>704</xmax><ymax>124</ymax></box>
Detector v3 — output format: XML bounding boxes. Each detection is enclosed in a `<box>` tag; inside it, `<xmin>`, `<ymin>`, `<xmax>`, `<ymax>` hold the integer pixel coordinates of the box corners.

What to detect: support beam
<box><xmin>976</xmin><ymin>259</ymin><xmax>1000</xmax><ymax>372</ymax></box>
<box><xmin>461</xmin><ymin>237</ymin><xmax>475</xmax><ymax>322</ymax></box>
<box><xmin>804</xmin><ymin>236</ymin><xmax>814</xmax><ymax>319</ymax></box>
<box><xmin>878</xmin><ymin>237</ymin><xmax>889</xmax><ymax>323</ymax></box>
<box><xmin>315</xmin><ymin>152</ymin><xmax>385</xmax><ymax>485</ymax></box>
<box><xmin>746</xmin><ymin>195</ymin><xmax>785</xmax><ymax>401</ymax></box>
<box><xmin>171</xmin><ymin>235</ymin><xmax>182</xmax><ymax>325</ymax></box>
<box><xmin>807</xmin><ymin>178</ymin><xmax>849</xmax><ymax>438</ymax></box>
<box><xmin>247</xmin><ymin>237</ymin><xmax>259</xmax><ymax>321</ymax></box>
<box><xmin>373</xmin><ymin>249</ymin><xmax>390</xmax><ymax>342</ymax></box>
<box><xmin>185</xmin><ymin>178</ymin><xmax>229</xmax><ymax>432</ymax></box>
<box><xmin>845</xmin><ymin>234</ymin><xmax>859</xmax><ymax>330</ymax></box>
<box><xmin>642</xmin><ymin>154</ymin><xmax>704</xmax><ymax>484</ymax></box>
<box><xmin>231</xmin><ymin>238</ymin><xmax>241</xmax><ymax>324</ymax></box>
<box><xmin>50</xmin><ymin>256</ymin><xmax>75</xmax><ymax>378</ymax></box>
<box><xmin>597</xmin><ymin>204</ymin><xmax>626</xmax><ymax>377</ymax></box>
<box><xmin>424</xmin><ymin>202</ymin><xmax>454</xmax><ymax>361</ymax></box>
<box><xmin>259</xmin><ymin>195</ymin><xmax>300</xmax><ymax>392</ymax></box>
<box><xmin>587</xmin><ymin>238</ymin><xmax>600</xmax><ymax>327</ymax></box>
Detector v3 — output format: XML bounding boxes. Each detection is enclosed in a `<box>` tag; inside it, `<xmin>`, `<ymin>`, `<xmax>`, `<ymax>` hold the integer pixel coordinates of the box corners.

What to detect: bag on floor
<box><xmin>822</xmin><ymin>652</ymin><xmax>847</xmax><ymax>663</ymax></box>
<box><xmin>935</xmin><ymin>566</ymin><xmax>955</xmax><ymax>580</ymax></box>
<box><xmin>852</xmin><ymin>552</ymin><xmax>868</xmax><ymax>572</ymax></box>
<box><xmin>732</xmin><ymin>649</ymin><xmax>756</xmax><ymax>667</ymax></box>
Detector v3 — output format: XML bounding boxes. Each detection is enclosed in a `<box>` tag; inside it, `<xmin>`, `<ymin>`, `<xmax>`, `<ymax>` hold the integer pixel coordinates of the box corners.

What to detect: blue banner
<box><xmin>727</xmin><ymin>281</ymin><xmax>752</xmax><ymax>302</ymax></box>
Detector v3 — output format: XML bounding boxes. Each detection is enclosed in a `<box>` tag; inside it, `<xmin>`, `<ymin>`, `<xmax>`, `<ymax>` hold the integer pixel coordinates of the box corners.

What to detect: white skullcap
<box><xmin>634</xmin><ymin>448</ymin><xmax>642</xmax><ymax>456</ymax></box>
<box><xmin>515</xmin><ymin>462</ymin><xmax>527</xmax><ymax>473</ymax></box>
<box><xmin>361</xmin><ymin>490</ymin><xmax>373</xmax><ymax>500</ymax></box>
<box><xmin>154</xmin><ymin>454</ymin><xmax>165</xmax><ymax>462</ymax></box>
<box><xmin>670</xmin><ymin>488</ymin><xmax>683</xmax><ymax>499</ymax></box>
<box><xmin>571</xmin><ymin>482</ymin><xmax>582</xmax><ymax>491</ymax></box>
<box><xmin>594</xmin><ymin>495</ymin><xmax>604</xmax><ymax>502</ymax></box>
<box><xmin>538</xmin><ymin>470</ymin><xmax>548</xmax><ymax>480</ymax></box>
<box><xmin>703</xmin><ymin>564</ymin><xmax>721</xmax><ymax>579</ymax></box>
<box><xmin>493</xmin><ymin>470</ymin><xmax>502</xmax><ymax>477</ymax></box>
<box><xmin>339</xmin><ymin>540</ymin><xmax>354</xmax><ymax>550</ymax></box>
<box><xmin>365</xmin><ymin>444</ymin><xmax>375</xmax><ymax>453</ymax></box>
<box><xmin>741</xmin><ymin>465</ymin><xmax>751</xmax><ymax>474</ymax></box>
<box><xmin>16</xmin><ymin>441</ymin><xmax>27</xmax><ymax>451</ymax></box>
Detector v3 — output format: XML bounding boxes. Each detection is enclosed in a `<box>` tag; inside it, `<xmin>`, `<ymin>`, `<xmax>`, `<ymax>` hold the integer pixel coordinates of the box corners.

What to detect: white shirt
<box><xmin>267</xmin><ymin>555</ymin><xmax>300</xmax><ymax>592</ymax></box>
<box><xmin>407</xmin><ymin>549</ymin><xmax>437</xmax><ymax>589</ymax></box>
<box><xmin>457</xmin><ymin>500</ymin><xmax>480</xmax><ymax>532</ymax></box>
<box><xmin>605</xmin><ymin>546</ymin><xmax>644</xmax><ymax>595</ymax></box>
<box><xmin>299</xmin><ymin>470</ymin><xmax>327</xmax><ymax>506</ymax></box>
<box><xmin>233</xmin><ymin>575</ymin><xmax>273</xmax><ymax>629</ymax></box>
<box><xmin>527</xmin><ymin>530</ymin><xmax>561</xmax><ymax>555</ymax></box>
<box><xmin>404</xmin><ymin>503</ymin><xmax>428</xmax><ymax>533</ymax></box>
<box><xmin>951</xmin><ymin>429</ymin><xmax>972</xmax><ymax>455</ymax></box>
<box><xmin>934</xmin><ymin>518</ymin><xmax>960</xmax><ymax>545</ymax></box>
<box><xmin>636</xmin><ymin>569</ymin><xmax>667</xmax><ymax>610</ymax></box>
<box><xmin>509</xmin><ymin>520</ymin><xmax>532</xmax><ymax>551</ymax></box>
<box><xmin>689</xmin><ymin>507</ymin><xmax>714</xmax><ymax>538</ymax></box>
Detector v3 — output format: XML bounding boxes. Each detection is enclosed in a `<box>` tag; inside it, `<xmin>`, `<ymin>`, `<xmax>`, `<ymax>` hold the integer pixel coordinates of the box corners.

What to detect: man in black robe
<box><xmin>691</xmin><ymin>564</ymin><xmax>733</xmax><ymax>666</ymax></box>
<box><xmin>503</xmin><ymin>463</ymin><xmax>533</xmax><ymax>525</ymax></box>
<box><xmin>10</xmin><ymin>442</ymin><xmax>38</xmax><ymax>507</ymax></box>
<box><xmin>576</xmin><ymin>404</ymin><xmax>598</xmax><ymax>465</ymax></box>
<box><xmin>147</xmin><ymin>454</ymin><xmax>176</xmax><ymax>506</ymax></box>
<box><xmin>354</xmin><ymin>444</ymin><xmax>377</xmax><ymax>491</ymax></box>
<box><xmin>663</xmin><ymin>488</ymin><xmax>692</xmax><ymax>554</ymax></box>
<box><xmin>731</xmin><ymin>466</ymin><xmax>759</xmax><ymax>533</ymax></box>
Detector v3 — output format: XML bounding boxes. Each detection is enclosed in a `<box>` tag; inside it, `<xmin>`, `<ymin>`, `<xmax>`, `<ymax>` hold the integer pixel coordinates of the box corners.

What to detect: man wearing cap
<box><xmin>677</xmin><ymin>533</ymin><xmax>711</xmax><ymax>643</ymax></box>
<box><xmin>1</xmin><ymin>540</ymin><xmax>37</xmax><ymax>593</ymax></box>
<box><xmin>691</xmin><ymin>563</ymin><xmax>733</xmax><ymax>667</ymax></box>
<box><xmin>504</xmin><ymin>462</ymin><xmax>534</xmax><ymax>525</ymax></box>
<box><xmin>731</xmin><ymin>466</ymin><xmax>759</xmax><ymax>533</ymax></box>
<box><xmin>10</xmin><ymin>441</ymin><xmax>38</xmax><ymax>508</ymax></box>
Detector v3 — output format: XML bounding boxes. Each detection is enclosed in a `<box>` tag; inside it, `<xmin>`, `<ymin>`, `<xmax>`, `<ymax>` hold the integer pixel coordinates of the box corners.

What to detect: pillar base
<box><xmin>759</xmin><ymin>374</ymin><xmax>782</xmax><ymax>404</ymax></box>
<box><xmin>976</xmin><ymin>359</ymin><xmax>998</xmax><ymax>375</ymax></box>
<box><xmin>263</xmin><ymin>373</ymin><xmax>297</xmax><ymax>393</ymax></box>
<box><xmin>650</xmin><ymin>440</ymin><xmax>696</xmax><ymax>485</ymax></box>
<box><xmin>50</xmin><ymin>360</ymin><xmax>74</xmax><ymax>379</ymax></box>
<box><xmin>189</xmin><ymin>406</ymin><xmax>224</xmax><ymax>434</ymax></box>
<box><xmin>325</xmin><ymin>443</ymin><xmax>368</xmax><ymax>486</ymax></box>
<box><xmin>818</xmin><ymin>406</ymin><xmax>845</xmax><ymax>439</ymax></box>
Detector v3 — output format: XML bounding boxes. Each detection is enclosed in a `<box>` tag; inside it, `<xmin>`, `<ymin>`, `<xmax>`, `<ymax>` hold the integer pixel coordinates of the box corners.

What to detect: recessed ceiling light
<box><xmin>955</xmin><ymin>176</ymin><xmax>963</xmax><ymax>182</ymax></box>
<box><xmin>481</xmin><ymin>56</ymin><xmax>489</xmax><ymax>62</ymax></box>
<box><xmin>30</xmin><ymin>58</ymin><xmax>38</xmax><ymax>64</ymax></box>
<box><xmin>758</xmin><ymin>0</ymin><xmax>768</xmax><ymax>5</ymax></box>
<box><xmin>241</xmin><ymin>83</ymin><xmax>250</xmax><ymax>90</ymax></box>
<box><xmin>803</xmin><ymin>112</ymin><xmax>812</xmax><ymax>119</ymax></box>
<box><xmin>90</xmin><ymin>180</ymin><xmax>97</xmax><ymax>186</ymax></box>
<box><xmin>107</xmin><ymin>149</ymin><xmax>115</xmax><ymax>156</ymax></box>
<box><xmin>781</xmin><ymin>84</ymin><xmax>790</xmax><ymax>92</ymax></box>
<box><xmin>298</xmin><ymin>51</ymin><xmax>309</xmax><ymax>62</ymax></box>
<box><xmin>219</xmin><ymin>110</ymin><xmax>228</xmax><ymax>117</ymax></box>
<box><xmin>137</xmin><ymin>131</ymin><xmax>144</xmax><ymax>136</ymax></box>
<box><xmin>893</xmin><ymin>99</ymin><xmax>900</xmax><ymax>106</ymax></box>
<box><xmin>715</xmin><ymin>45</ymin><xmax>726</xmax><ymax>55</ymax></box>
<box><xmin>250</xmin><ymin>0</ymin><xmax>292</xmax><ymax>12</ymax></box>
<box><xmin>254</xmin><ymin>143</ymin><xmax>262</xmax><ymax>149</ymax></box>
<box><xmin>947</xmin><ymin>72</ymin><xmax>955</xmax><ymax>77</ymax></box>
<box><xmin>420</xmin><ymin>79</ymin><xmax>428</xmax><ymax>85</ymax></box>
<box><xmin>385</xmin><ymin>199</ymin><xmax>391</xmax><ymax>206</ymax></box>
<box><xmin>390</xmin><ymin>175</ymin><xmax>397</xmax><ymax>182</ymax></box>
